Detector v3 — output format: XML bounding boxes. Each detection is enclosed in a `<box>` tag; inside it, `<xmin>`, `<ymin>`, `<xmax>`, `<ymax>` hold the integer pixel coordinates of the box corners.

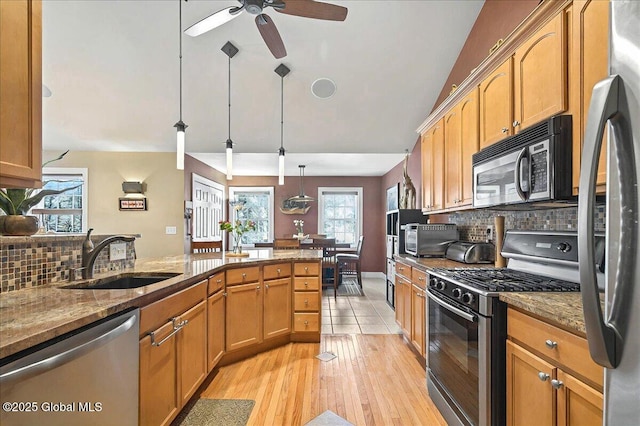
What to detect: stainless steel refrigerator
<box><xmin>578</xmin><ymin>0</ymin><xmax>640</xmax><ymax>424</ymax></box>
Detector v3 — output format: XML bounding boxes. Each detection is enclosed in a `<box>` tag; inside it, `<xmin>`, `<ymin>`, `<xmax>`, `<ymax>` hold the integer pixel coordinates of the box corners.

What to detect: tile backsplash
<box><xmin>0</xmin><ymin>234</ymin><xmax>136</xmax><ymax>293</ymax></box>
<box><xmin>447</xmin><ymin>205</ymin><xmax>606</xmax><ymax>242</ymax></box>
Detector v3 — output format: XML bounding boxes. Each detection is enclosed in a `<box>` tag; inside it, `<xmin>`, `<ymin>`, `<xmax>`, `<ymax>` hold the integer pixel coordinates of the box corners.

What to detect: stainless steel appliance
<box><xmin>404</xmin><ymin>223</ymin><xmax>458</xmax><ymax>257</ymax></box>
<box><xmin>0</xmin><ymin>309</ymin><xmax>139</xmax><ymax>426</ymax></box>
<box><xmin>445</xmin><ymin>241</ymin><xmax>495</xmax><ymax>264</ymax></box>
<box><xmin>427</xmin><ymin>231</ymin><xmax>598</xmax><ymax>426</ymax></box>
<box><xmin>578</xmin><ymin>1</ymin><xmax>640</xmax><ymax>423</ymax></box>
<box><xmin>472</xmin><ymin>115</ymin><xmax>574</xmax><ymax>209</ymax></box>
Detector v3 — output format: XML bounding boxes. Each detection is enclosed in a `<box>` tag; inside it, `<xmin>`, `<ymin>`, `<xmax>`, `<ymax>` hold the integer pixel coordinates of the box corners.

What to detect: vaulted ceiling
<box><xmin>42</xmin><ymin>0</ymin><xmax>484</xmax><ymax>176</ymax></box>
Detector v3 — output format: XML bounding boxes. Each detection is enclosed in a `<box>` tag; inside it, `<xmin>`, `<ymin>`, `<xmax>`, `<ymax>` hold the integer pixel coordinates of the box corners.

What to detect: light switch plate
<box><xmin>166</xmin><ymin>226</ymin><xmax>177</xmax><ymax>235</ymax></box>
<box><xmin>110</xmin><ymin>242</ymin><xmax>127</xmax><ymax>261</ymax></box>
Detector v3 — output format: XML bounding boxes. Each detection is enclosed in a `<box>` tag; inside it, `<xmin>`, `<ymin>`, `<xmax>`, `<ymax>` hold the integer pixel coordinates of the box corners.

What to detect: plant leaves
<box><xmin>41</xmin><ymin>150</ymin><xmax>69</xmax><ymax>168</ymax></box>
<box><xmin>14</xmin><ymin>184</ymin><xmax>82</xmax><ymax>214</ymax></box>
<box><xmin>0</xmin><ymin>190</ymin><xmax>17</xmax><ymax>215</ymax></box>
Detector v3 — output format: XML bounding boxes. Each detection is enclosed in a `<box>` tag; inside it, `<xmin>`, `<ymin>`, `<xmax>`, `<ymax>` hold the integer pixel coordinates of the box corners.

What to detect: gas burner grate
<box><xmin>431</xmin><ymin>268</ymin><xmax>580</xmax><ymax>292</ymax></box>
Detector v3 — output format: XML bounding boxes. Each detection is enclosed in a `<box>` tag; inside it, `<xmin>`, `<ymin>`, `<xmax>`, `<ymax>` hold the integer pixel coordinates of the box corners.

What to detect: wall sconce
<box><xmin>122</xmin><ymin>181</ymin><xmax>146</xmax><ymax>197</ymax></box>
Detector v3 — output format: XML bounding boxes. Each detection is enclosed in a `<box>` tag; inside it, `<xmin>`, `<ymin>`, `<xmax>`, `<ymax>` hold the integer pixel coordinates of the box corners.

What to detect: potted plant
<box><xmin>0</xmin><ymin>151</ymin><xmax>81</xmax><ymax>236</ymax></box>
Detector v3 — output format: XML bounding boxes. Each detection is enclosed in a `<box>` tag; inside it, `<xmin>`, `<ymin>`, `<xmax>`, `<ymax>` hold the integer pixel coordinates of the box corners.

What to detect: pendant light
<box><xmin>289</xmin><ymin>165</ymin><xmax>315</xmax><ymax>202</ymax></box>
<box><xmin>174</xmin><ymin>0</ymin><xmax>188</xmax><ymax>170</ymax></box>
<box><xmin>221</xmin><ymin>41</ymin><xmax>238</xmax><ymax>180</ymax></box>
<box><xmin>274</xmin><ymin>64</ymin><xmax>290</xmax><ymax>185</ymax></box>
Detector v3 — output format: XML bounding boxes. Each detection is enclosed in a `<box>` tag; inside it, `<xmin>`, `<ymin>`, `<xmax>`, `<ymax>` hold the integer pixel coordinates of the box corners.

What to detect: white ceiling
<box><xmin>41</xmin><ymin>0</ymin><xmax>484</xmax><ymax>176</ymax></box>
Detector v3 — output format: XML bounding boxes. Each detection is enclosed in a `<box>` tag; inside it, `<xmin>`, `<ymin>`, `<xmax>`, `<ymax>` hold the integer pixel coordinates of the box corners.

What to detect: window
<box><xmin>192</xmin><ymin>174</ymin><xmax>224</xmax><ymax>241</ymax></box>
<box><xmin>33</xmin><ymin>168</ymin><xmax>88</xmax><ymax>233</ymax></box>
<box><xmin>228</xmin><ymin>187</ymin><xmax>274</xmax><ymax>245</ymax></box>
<box><xmin>318</xmin><ymin>187</ymin><xmax>363</xmax><ymax>245</ymax></box>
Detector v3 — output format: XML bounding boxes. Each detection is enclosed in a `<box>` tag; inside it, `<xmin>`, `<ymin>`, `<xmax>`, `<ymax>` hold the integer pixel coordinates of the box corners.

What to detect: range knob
<box><xmin>452</xmin><ymin>288</ymin><xmax>463</xmax><ymax>299</ymax></box>
<box><xmin>429</xmin><ymin>277</ymin><xmax>439</xmax><ymax>288</ymax></box>
<box><xmin>437</xmin><ymin>280</ymin><xmax>447</xmax><ymax>291</ymax></box>
<box><xmin>557</xmin><ymin>242</ymin><xmax>571</xmax><ymax>252</ymax></box>
<box><xmin>462</xmin><ymin>292</ymin><xmax>475</xmax><ymax>304</ymax></box>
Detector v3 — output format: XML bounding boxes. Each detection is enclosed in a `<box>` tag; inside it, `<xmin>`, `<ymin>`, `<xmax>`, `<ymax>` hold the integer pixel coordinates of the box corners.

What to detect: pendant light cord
<box><xmin>228</xmin><ymin>54</ymin><xmax>231</xmax><ymax>141</ymax></box>
<box><xmin>280</xmin><ymin>75</ymin><xmax>284</xmax><ymax>150</ymax></box>
<box><xmin>179</xmin><ymin>0</ymin><xmax>183</xmax><ymax>121</ymax></box>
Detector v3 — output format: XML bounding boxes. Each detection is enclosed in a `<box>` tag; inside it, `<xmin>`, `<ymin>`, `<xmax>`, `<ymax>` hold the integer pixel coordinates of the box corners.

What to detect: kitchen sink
<box><xmin>64</xmin><ymin>273</ymin><xmax>180</xmax><ymax>290</ymax></box>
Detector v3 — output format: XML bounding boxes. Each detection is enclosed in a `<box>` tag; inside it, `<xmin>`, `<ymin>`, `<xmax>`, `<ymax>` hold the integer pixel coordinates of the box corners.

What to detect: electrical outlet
<box><xmin>166</xmin><ymin>226</ymin><xmax>177</xmax><ymax>235</ymax></box>
<box><xmin>486</xmin><ymin>226</ymin><xmax>494</xmax><ymax>242</ymax></box>
<box><xmin>109</xmin><ymin>242</ymin><xmax>127</xmax><ymax>261</ymax></box>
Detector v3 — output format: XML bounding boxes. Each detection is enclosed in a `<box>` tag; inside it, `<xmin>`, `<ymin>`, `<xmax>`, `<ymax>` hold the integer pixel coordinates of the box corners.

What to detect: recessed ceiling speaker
<box><xmin>311</xmin><ymin>78</ymin><xmax>336</xmax><ymax>99</ymax></box>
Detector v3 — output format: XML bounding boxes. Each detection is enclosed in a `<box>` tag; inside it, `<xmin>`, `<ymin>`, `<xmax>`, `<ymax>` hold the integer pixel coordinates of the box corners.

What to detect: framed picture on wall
<box><xmin>386</xmin><ymin>184</ymin><xmax>399</xmax><ymax>212</ymax></box>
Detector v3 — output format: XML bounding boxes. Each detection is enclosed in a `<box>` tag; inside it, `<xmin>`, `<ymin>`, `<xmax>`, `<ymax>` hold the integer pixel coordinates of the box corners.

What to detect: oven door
<box><xmin>427</xmin><ymin>290</ymin><xmax>491</xmax><ymax>426</ymax></box>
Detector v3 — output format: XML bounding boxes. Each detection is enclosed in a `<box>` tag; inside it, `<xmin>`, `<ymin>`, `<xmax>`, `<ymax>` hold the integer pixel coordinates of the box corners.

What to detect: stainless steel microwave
<box><xmin>404</xmin><ymin>223</ymin><xmax>458</xmax><ymax>257</ymax></box>
<box><xmin>472</xmin><ymin>115</ymin><xmax>576</xmax><ymax>209</ymax></box>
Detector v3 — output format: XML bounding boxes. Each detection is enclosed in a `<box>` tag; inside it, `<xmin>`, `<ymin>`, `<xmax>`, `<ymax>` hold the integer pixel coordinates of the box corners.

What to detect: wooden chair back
<box><xmin>273</xmin><ymin>238</ymin><xmax>300</xmax><ymax>249</ymax></box>
<box><xmin>191</xmin><ymin>240</ymin><xmax>222</xmax><ymax>253</ymax></box>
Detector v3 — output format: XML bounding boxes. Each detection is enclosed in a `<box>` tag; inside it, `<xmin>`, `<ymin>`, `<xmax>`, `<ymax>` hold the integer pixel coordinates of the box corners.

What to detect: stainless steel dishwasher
<box><xmin>1</xmin><ymin>309</ymin><xmax>139</xmax><ymax>426</ymax></box>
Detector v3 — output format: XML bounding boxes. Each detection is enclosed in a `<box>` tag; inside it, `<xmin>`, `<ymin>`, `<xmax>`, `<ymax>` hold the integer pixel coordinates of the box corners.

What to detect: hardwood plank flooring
<box><xmin>197</xmin><ymin>334</ymin><xmax>446</xmax><ymax>425</ymax></box>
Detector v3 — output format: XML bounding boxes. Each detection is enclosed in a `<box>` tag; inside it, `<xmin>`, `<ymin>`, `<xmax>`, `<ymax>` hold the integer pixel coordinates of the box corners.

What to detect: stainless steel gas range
<box><xmin>426</xmin><ymin>230</ymin><xmax>604</xmax><ymax>426</ymax></box>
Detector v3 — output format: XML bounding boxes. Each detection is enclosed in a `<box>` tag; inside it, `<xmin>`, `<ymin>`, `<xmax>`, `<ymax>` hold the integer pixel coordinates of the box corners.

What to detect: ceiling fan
<box><xmin>184</xmin><ymin>0</ymin><xmax>348</xmax><ymax>59</ymax></box>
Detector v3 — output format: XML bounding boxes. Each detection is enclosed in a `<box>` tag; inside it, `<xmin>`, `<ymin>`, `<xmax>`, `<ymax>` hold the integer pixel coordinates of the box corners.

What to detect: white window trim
<box><xmin>41</xmin><ymin>167</ymin><xmax>89</xmax><ymax>232</ymax></box>
<box><xmin>228</xmin><ymin>186</ymin><xmax>275</xmax><ymax>245</ymax></box>
<box><xmin>317</xmin><ymin>186</ymin><xmax>363</xmax><ymax>247</ymax></box>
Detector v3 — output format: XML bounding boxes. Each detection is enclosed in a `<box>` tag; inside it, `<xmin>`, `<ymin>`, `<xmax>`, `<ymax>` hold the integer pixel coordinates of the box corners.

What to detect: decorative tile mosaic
<box><xmin>447</xmin><ymin>205</ymin><xmax>606</xmax><ymax>242</ymax></box>
<box><xmin>0</xmin><ymin>235</ymin><xmax>136</xmax><ymax>293</ymax></box>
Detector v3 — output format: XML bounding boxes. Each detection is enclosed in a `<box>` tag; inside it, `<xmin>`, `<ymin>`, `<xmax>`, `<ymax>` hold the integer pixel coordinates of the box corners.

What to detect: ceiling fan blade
<box><xmin>275</xmin><ymin>0</ymin><xmax>348</xmax><ymax>21</ymax></box>
<box><xmin>255</xmin><ymin>14</ymin><xmax>287</xmax><ymax>59</ymax></box>
<box><xmin>184</xmin><ymin>6</ymin><xmax>243</xmax><ymax>37</ymax></box>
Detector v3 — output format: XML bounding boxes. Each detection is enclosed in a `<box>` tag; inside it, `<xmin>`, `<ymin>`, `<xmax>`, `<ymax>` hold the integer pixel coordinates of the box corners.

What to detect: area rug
<box><xmin>305</xmin><ymin>410</ymin><xmax>354</xmax><ymax>426</ymax></box>
<box><xmin>171</xmin><ymin>399</ymin><xmax>255</xmax><ymax>426</ymax></box>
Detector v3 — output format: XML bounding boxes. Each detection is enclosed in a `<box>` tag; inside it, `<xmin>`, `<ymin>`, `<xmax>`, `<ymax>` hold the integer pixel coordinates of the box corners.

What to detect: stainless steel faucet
<box><xmin>81</xmin><ymin>228</ymin><xmax>135</xmax><ymax>279</ymax></box>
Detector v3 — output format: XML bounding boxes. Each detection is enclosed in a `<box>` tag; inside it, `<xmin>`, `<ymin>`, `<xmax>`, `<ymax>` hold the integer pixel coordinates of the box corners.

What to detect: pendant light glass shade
<box><xmin>226</xmin><ymin>139</ymin><xmax>233</xmax><ymax>180</ymax></box>
<box><xmin>175</xmin><ymin>0</ymin><xmax>187</xmax><ymax>171</ymax></box>
<box><xmin>278</xmin><ymin>147</ymin><xmax>285</xmax><ymax>185</ymax></box>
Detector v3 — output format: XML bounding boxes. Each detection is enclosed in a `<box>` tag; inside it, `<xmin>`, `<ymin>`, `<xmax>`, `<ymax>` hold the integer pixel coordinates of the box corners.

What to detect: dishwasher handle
<box><xmin>0</xmin><ymin>310</ymin><xmax>138</xmax><ymax>385</ymax></box>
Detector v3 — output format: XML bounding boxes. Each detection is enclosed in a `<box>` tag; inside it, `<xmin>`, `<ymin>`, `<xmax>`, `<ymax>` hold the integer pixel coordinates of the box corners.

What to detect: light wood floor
<box><xmin>197</xmin><ymin>334</ymin><xmax>446</xmax><ymax>425</ymax></box>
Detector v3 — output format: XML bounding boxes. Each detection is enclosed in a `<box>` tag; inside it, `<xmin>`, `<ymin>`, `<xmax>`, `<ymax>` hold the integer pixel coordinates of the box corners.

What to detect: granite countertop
<box><xmin>0</xmin><ymin>249</ymin><xmax>322</xmax><ymax>360</ymax></box>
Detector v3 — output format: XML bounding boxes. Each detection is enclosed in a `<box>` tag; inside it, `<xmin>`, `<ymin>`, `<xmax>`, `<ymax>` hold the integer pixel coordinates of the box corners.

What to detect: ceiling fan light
<box><xmin>278</xmin><ymin>148</ymin><xmax>285</xmax><ymax>185</ymax></box>
<box><xmin>226</xmin><ymin>139</ymin><xmax>233</xmax><ymax>180</ymax></box>
<box><xmin>184</xmin><ymin>6</ymin><xmax>242</xmax><ymax>37</ymax></box>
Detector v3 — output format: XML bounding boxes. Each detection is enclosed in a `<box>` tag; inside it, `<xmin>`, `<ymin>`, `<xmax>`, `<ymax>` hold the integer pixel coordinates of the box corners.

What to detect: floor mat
<box><xmin>171</xmin><ymin>399</ymin><xmax>255</xmax><ymax>426</ymax></box>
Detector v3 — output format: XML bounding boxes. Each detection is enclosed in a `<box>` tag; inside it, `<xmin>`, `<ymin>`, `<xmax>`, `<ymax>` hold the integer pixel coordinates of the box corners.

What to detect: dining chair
<box><xmin>273</xmin><ymin>238</ymin><xmax>300</xmax><ymax>249</ymax></box>
<box><xmin>335</xmin><ymin>236</ymin><xmax>365</xmax><ymax>294</ymax></box>
<box><xmin>191</xmin><ymin>240</ymin><xmax>223</xmax><ymax>253</ymax></box>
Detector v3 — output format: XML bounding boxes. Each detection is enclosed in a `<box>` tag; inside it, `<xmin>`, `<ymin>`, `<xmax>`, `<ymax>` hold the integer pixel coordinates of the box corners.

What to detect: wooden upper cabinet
<box><xmin>431</xmin><ymin>122</ymin><xmax>445</xmax><ymax>212</ymax></box>
<box><xmin>444</xmin><ymin>109</ymin><xmax>461</xmax><ymax>209</ymax></box>
<box><xmin>513</xmin><ymin>12</ymin><xmax>568</xmax><ymax>133</ymax></box>
<box><xmin>0</xmin><ymin>0</ymin><xmax>42</xmax><ymax>188</ymax></box>
<box><xmin>571</xmin><ymin>0</ymin><xmax>609</xmax><ymax>194</ymax></box>
<box><xmin>459</xmin><ymin>88</ymin><xmax>479</xmax><ymax>206</ymax></box>
<box><xmin>420</xmin><ymin>131</ymin><xmax>433</xmax><ymax>211</ymax></box>
<box><xmin>479</xmin><ymin>58</ymin><xmax>513</xmax><ymax>149</ymax></box>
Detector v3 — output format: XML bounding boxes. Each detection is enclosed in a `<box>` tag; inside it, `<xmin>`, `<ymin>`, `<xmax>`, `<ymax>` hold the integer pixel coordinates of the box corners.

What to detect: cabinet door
<box><xmin>139</xmin><ymin>321</ymin><xmax>179</xmax><ymax>426</ymax></box>
<box><xmin>207</xmin><ymin>290</ymin><xmax>225</xmax><ymax>372</ymax></box>
<box><xmin>506</xmin><ymin>341</ymin><xmax>555</xmax><ymax>426</ymax></box>
<box><xmin>226</xmin><ymin>282</ymin><xmax>262</xmax><ymax>351</ymax></box>
<box><xmin>410</xmin><ymin>284</ymin><xmax>426</xmax><ymax>356</ymax></box>
<box><xmin>479</xmin><ymin>58</ymin><xmax>513</xmax><ymax>149</ymax></box>
<box><xmin>0</xmin><ymin>0</ymin><xmax>42</xmax><ymax>188</ymax></box>
<box><xmin>431</xmin><ymin>121</ymin><xmax>445</xmax><ymax>211</ymax></box>
<box><xmin>444</xmin><ymin>108</ymin><xmax>461</xmax><ymax>209</ymax></box>
<box><xmin>571</xmin><ymin>0</ymin><xmax>609</xmax><ymax>193</ymax></box>
<box><xmin>421</xmin><ymin>131</ymin><xmax>433</xmax><ymax>211</ymax></box>
<box><xmin>556</xmin><ymin>370</ymin><xmax>603</xmax><ymax>426</ymax></box>
<box><xmin>459</xmin><ymin>88</ymin><xmax>479</xmax><ymax>206</ymax></box>
<box><xmin>178</xmin><ymin>300</ymin><xmax>207</xmax><ymax>407</ymax></box>
<box><xmin>264</xmin><ymin>277</ymin><xmax>292</xmax><ymax>339</ymax></box>
<box><xmin>514</xmin><ymin>12</ymin><xmax>567</xmax><ymax>132</ymax></box>
<box><xmin>394</xmin><ymin>275</ymin><xmax>406</xmax><ymax>329</ymax></box>
<box><xmin>401</xmin><ymin>279</ymin><xmax>412</xmax><ymax>337</ymax></box>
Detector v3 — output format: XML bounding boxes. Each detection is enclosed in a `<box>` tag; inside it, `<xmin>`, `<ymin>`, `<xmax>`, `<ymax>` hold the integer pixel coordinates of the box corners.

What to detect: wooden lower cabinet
<box><xmin>410</xmin><ymin>283</ymin><xmax>426</xmax><ymax>356</ymax></box>
<box><xmin>292</xmin><ymin>261</ymin><xmax>321</xmax><ymax>337</ymax></box>
<box><xmin>506</xmin><ymin>308</ymin><xmax>603</xmax><ymax>426</ymax></box>
<box><xmin>395</xmin><ymin>275</ymin><xmax>411</xmax><ymax>337</ymax></box>
<box><xmin>226</xmin><ymin>281</ymin><xmax>262</xmax><ymax>351</ymax></box>
<box><xmin>178</xmin><ymin>300</ymin><xmax>207</xmax><ymax>407</ymax></box>
<box><xmin>207</xmin><ymin>289</ymin><xmax>225</xmax><ymax>372</ymax></box>
<box><xmin>263</xmin><ymin>277</ymin><xmax>292</xmax><ymax>339</ymax></box>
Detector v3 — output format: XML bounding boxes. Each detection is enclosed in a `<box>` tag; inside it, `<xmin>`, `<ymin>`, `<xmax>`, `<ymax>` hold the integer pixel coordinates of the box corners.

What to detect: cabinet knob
<box><xmin>304</xmin><ymin>267</ymin><xmax>309</xmax><ymax>272</ymax></box>
<box><xmin>304</xmin><ymin>299</ymin><xmax>309</xmax><ymax>305</ymax></box>
<box><xmin>501</xmin><ymin>127</ymin><xmax>508</xmax><ymax>133</ymax></box>
<box><xmin>277</xmin><ymin>268</ymin><xmax>281</xmax><ymax>274</ymax></box>
<box><xmin>304</xmin><ymin>282</ymin><xmax>309</xmax><ymax>287</ymax></box>
<box><xmin>513</xmin><ymin>120</ymin><xmax>520</xmax><ymax>127</ymax></box>
<box><xmin>216</xmin><ymin>279</ymin><xmax>222</xmax><ymax>283</ymax></box>
<box><xmin>550</xmin><ymin>379</ymin><xmax>564</xmax><ymax>389</ymax></box>
<box><xmin>545</xmin><ymin>339</ymin><xmax>558</xmax><ymax>349</ymax></box>
<box><xmin>242</xmin><ymin>273</ymin><xmax>246</xmax><ymax>279</ymax></box>
<box><xmin>256</xmin><ymin>286</ymin><xmax>260</xmax><ymax>291</ymax></box>
<box><xmin>265</xmin><ymin>284</ymin><xmax>270</xmax><ymax>289</ymax></box>
<box><xmin>538</xmin><ymin>372</ymin><xmax>550</xmax><ymax>382</ymax></box>
<box><xmin>304</xmin><ymin>321</ymin><xmax>309</xmax><ymax>326</ymax></box>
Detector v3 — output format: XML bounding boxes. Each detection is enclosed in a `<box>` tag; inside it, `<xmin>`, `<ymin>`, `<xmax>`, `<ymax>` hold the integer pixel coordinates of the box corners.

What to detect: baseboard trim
<box><xmin>362</xmin><ymin>272</ymin><xmax>385</xmax><ymax>279</ymax></box>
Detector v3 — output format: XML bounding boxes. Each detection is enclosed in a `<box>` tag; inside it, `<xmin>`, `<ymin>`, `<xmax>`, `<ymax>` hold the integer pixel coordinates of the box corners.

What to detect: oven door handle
<box><xmin>427</xmin><ymin>290</ymin><xmax>477</xmax><ymax>322</ymax></box>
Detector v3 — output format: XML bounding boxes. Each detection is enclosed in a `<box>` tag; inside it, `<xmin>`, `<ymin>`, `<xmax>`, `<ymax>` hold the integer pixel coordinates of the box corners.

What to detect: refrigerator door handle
<box><xmin>579</xmin><ymin>75</ymin><xmax>629</xmax><ymax>368</ymax></box>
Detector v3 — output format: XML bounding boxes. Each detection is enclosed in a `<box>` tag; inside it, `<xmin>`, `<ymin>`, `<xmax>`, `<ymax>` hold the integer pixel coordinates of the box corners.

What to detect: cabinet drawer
<box><xmin>294</xmin><ymin>292</ymin><xmax>320</xmax><ymax>312</ymax></box>
<box><xmin>411</xmin><ymin>268</ymin><xmax>427</xmax><ymax>289</ymax></box>
<box><xmin>395</xmin><ymin>260</ymin><xmax>411</xmax><ymax>279</ymax></box>
<box><xmin>294</xmin><ymin>313</ymin><xmax>319</xmax><ymax>332</ymax></box>
<box><xmin>208</xmin><ymin>271</ymin><xmax>225</xmax><ymax>295</ymax></box>
<box><xmin>294</xmin><ymin>262</ymin><xmax>320</xmax><ymax>276</ymax></box>
<box><xmin>226</xmin><ymin>266</ymin><xmax>260</xmax><ymax>285</ymax></box>
<box><xmin>507</xmin><ymin>308</ymin><xmax>603</xmax><ymax>388</ymax></box>
<box><xmin>294</xmin><ymin>276</ymin><xmax>319</xmax><ymax>291</ymax></box>
<box><xmin>264</xmin><ymin>262</ymin><xmax>291</xmax><ymax>280</ymax></box>
<box><xmin>140</xmin><ymin>280</ymin><xmax>207</xmax><ymax>337</ymax></box>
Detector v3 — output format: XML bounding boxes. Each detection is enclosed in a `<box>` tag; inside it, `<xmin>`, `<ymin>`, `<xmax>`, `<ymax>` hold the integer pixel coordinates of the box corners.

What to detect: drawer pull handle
<box><xmin>304</xmin><ymin>299</ymin><xmax>309</xmax><ymax>305</ymax></box>
<box><xmin>277</xmin><ymin>268</ymin><xmax>281</xmax><ymax>274</ymax></box>
<box><xmin>545</xmin><ymin>340</ymin><xmax>558</xmax><ymax>349</ymax></box>
<box><xmin>537</xmin><ymin>372</ymin><xmax>550</xmax><ymax>382</ymax></box>
<box><xmin>216</xmin><ymin>279</ymin><xmax>222</xmax><ymax>283</ymax></box>
<box><xmin>242</xmin><ymin>273</ymin><xmax>247</xmax><ymax>279</ymax></box>
<box><xmin>304</xmin><ymin>282</ymin><xmax>309</xmax><ymax>287</ymax></box>
<box><xmin>551</xmin><ymin>379</ymin><xmax>564</xmax><ymax>390</ymax></box>
<box><xmin>305</xmin><ymin>267</ymin><xmax>309</xmax><ymax>272</ymax></box>
<box><xmin>304</xmin><ymin>321</ymin><xmax>309</xmax><ymax>326</ymax></box>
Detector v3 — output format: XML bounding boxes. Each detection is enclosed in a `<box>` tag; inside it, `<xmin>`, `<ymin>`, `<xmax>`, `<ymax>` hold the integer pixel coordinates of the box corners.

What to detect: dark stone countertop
<box><xmin>0</xmin><ymin>249</ymin><xmax>322</xmax><ymax>359</ymax></box>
